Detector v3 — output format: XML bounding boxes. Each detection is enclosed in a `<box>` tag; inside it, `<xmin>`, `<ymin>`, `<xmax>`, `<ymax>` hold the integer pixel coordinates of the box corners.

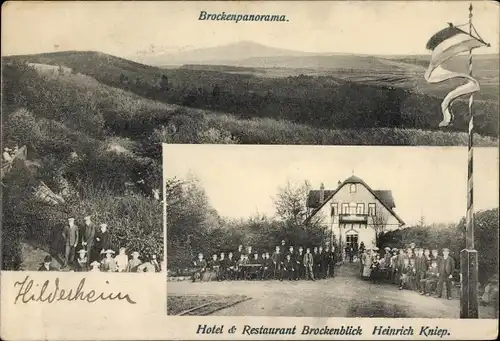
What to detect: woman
<box><xmin>362</xmin><ymin>249</ymin><xmax>372</xmax><ymax>279</ymax></box>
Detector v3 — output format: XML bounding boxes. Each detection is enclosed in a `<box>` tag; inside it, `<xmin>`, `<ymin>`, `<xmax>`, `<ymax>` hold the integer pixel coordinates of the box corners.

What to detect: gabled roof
<box><xmin>304</xmin><ymin>175</ymin><xmax>405</xmax><ymax>226</ymax></box>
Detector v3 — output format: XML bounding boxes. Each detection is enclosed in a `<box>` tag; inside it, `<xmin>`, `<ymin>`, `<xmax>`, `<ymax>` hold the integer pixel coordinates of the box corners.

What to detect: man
<box><xmin>38</xmin><ymin>255</ymin><xmax>57</xmax><ymax>271</ymax></box>
<box><xmin>282</xmin><ymin>254</ymin><xmax>295</xmax><ymax>281</ymax></box>
<box><xmin>236</xmin><ymin>254</ymin><xmax>248</xmax><ymax>280</ymax></box>
<box><xmin>436</xmin><ymin>248</ymin><xmax>455</xmax><ymax>300</ymax></box>
<box><xmin>406</xmin><ymin>247</ymin><xmax>414</xmax><ymax>260</ymax></box>
<box><xmin>414</xmin><ymin>248</ymin><xmax>427</xmax><ymax>292</ymax></box>
<box><xmin>81</xmin><ymin>215</ymin><xmax>95</xmax><ymax>263</ymax></box>
<box><xmin>62</xmin><ymin>217</ymin><xmax>79</xmax><ymax>267</ymax></box>
<box><xmin>271</xmin><ymin>245</ymin><xmax>283</xmax><ymax>280</ymax></box>
<box><xmin>348</xmin><ymin>245</ymin><xmax>354</xmax><ymax>263</ymax></box>
<box><xmin>324</xmin><ymin>246</ymin><xmax>333</xmax><ymax>279</ymax></box>
<box><xmin>234</xmin><ymin>245</ymin><xmax>244</xmax><ymax>262</ymax></box>
<box><xmin>296</xmin><ymin>246</ymin><xmax>305</xmax><ymax>280</ymax></box>
<box><xmin>285</xmin><ymin>246</ymin><xmax>296</xmax><ymax>280</ymax></box>
<box><xmin>431</xmin><ymin>249</ymin><xmax>441</xmax><ymax>266</ymax></box>
<box><xmin>192</xmin><ymin>252</ymin><xmax>207</xmax><ymax>282</ymax></box>
<box><xmin>319</xmin><ymin>246</ymin><xmax>327</xmax><ymax>279</ymax></box>
<box><xmin>95</xmin><ymin>223</ymin><xmax>110</xmax><ymax>259</ymax></box>
<box><xmin>281</xmin><ymin>239</ymin><xmax>286</xmax><ymax>250</ymax></box>
<box><xmin>420</xmin><ymin>260</ymin><xmax>439</xmax><ymax>296</ymax></box>
<box><xmin>226</xmin><ymin>252</ymin><xmax>236</xmax><ymax>280</ymax></box>
<box><xmin>313</xmin><ymin>246</ymin><xmax>321</xmax><ymax>279</ymax></box>
<box><xmin>261</xmin><ymin>252</ymin><xmax>273</xmax><ymax>280</ymax></box>
<box><xmin>423</xmin><ymin>248</ymin><xmax>432</xmax><ymax>269</ymax></box>
<box><xmin>399</xmin><ymin>258</ymin><xmax>411</xmax><ymax>290</ymax></box>
<box><xmin>395</xmin><ymin>248</ymin><xmax>406</xmax><ymax>279</ymax></box>
<box><xmin>390</xmin><ymin>248</ymin><xmax>398</xmax><ymax>283</ymax></box>
<box><xmin>218</xmin><ymin>252</ymin><xmax>227</xmax><ymax>281</ymax></box>
<box><xmin>246</xmin><ymin>246</ymin><xmax>253</xmax><ymax>258</ymax></box>
<box><xmin>303</xmin><ymin>247</ymin><xmax>315</xmax><ymax>281</ymax></box>
<box><xmin>208</xmin><ymin>254</ymin><xmax>219</xmax><ymax>280</ymax></box>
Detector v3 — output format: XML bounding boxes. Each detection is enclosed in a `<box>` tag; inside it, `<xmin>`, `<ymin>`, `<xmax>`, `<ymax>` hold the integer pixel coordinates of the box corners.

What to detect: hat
<box><xmin>68</xmin><ymin>217</ymin><xmax>75</xmax><ymax>221</ymax></box>
<box><xmin>43</xmin><ymin>255</ymin><xmax>52</xmax><ymax>263</ymax></box>
<box><xmin>101</xmin><ymin>249</ymin><xmax>115</xmax><ymax>254</ymax></box>
<box><xmin>384</xmin><ymin>247</ymin><xmax>391</xmax><ymax>251</ymax></box>
<box><xmin>372</xmin><ymin>247</ymin><xmax>379</xmax><ymax>251</ymax></box>
<box><xmin>392</xmin><ymin>247</ymin><xmax>398</xmax><ymax>251</ymax></box>
<box><xmin>90</xmin><ymin>261</ymin><xmax>100</xmax><ymax>267</ymax></box>
<box><xmin>100</xmin><ymin>223</ymin><xmax>107</xmax><ymax>228</ymax></box>
<box><xmin>132</xmin><ymin>251</ymin><xmax>140</xmax><ymax>257</ymax></box>
<box><xmin>442</xmin><ymin>248</ymin><xmax>450</xmax><ymax>252</ymax></box>
<box><xmin>281</xmin><ymin>240</ymin><xmax>285</xmax><ymax>243</ymax></box>
<box><xmin>77</xmin><ymin>249</ymin><xmax>87</xmax><ymax>254</ymax></box>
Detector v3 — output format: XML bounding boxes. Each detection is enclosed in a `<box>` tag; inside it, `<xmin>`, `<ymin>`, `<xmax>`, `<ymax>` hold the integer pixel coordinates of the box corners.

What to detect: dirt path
<box><xmin>167</xmin><ymin>263</ymin><xmax>495</xmax><ymax>318</ymax></box>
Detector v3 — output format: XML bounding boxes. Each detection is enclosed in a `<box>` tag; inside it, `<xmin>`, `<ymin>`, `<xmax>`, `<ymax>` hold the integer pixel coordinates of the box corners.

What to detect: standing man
<box><xmin>326</xmin><ymin>246</ymin><xmax>336</xmax><ymax>278</ymax></box>
<box><xmin>62</xmin><ymin>217</ymin><xmax>79</xmax><ymax>268</ymax></box>
<box><xmin>319</xmin><ymin>246</ymin><xmax>327</xmax><ymax>279</ymax></box>
<box><xmin>81</xmin><ymin>215</ymin><xmax>95</xmax><ymax>263</ymax></box>
<box><xmin>436</xmin><ymin>248</ymin><xmax>455</xmax><ymax>300</ymax></box>
<box><xmin>313</xmin><ymin>246</ymin><xmax>321</xmax><ymax>279</ymax></box>
<box><xmin>296</xmin><ymin>246</ymin><xmax>305</xmax><ymax>280</ymax></box>
<box><xmin>285</xmin><ymin>245</ymin><xmax>297</xmax><ymax>280</ymax></box>
<box><xmin>303</xmin><ymin>247</ymin><xmax>315</xmax><ymax>281</ymax></box>
<box><xmin>271</xmin><ymin>245</ymin><xmax>283</xmax><ymax>280</ymax></box>
<box><xmin>414</xmin><ymin>248</ymin><xmax>427</xmax><ymax>292</ymax></box>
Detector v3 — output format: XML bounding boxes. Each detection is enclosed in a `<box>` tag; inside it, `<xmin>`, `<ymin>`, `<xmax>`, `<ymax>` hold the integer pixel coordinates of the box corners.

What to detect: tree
<box><xmin>272</xmin><ymin>180</ymin><xmax>327</xmax><ymax>246</ymax></box>
<box><xmin>372</xmin><ymin>209</ymin><xmax>388</xmax><ymax>246</ymax></box>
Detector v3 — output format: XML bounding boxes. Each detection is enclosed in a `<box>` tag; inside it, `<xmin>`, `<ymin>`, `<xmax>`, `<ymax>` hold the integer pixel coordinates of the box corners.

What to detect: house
<box><xmin>304</xmin><ymin>175</ymin><xmax>405</xmax><ymax>251</ymax></box>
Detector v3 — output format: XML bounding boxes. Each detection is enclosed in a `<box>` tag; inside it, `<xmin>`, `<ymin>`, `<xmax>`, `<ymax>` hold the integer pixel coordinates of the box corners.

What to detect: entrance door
<box><xmin>346</xmin><ymin>234</ymin><xmax>358</xmax><ymax>250</ymax></box>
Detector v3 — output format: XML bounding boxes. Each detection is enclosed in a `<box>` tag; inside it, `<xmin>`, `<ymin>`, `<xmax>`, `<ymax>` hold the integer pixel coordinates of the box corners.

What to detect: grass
<box><xmin>167</xmin><ymin>294</ymin><xmax>250</xmax><ymax>315</ymax></box>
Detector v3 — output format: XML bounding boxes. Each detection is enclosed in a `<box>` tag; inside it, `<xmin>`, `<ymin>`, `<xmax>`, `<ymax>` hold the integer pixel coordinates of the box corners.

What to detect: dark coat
<box><xmin>95</xmin><ymin>230</ymin><xmax>110</xmax><ymax>252</ymax></box>
<box><xmin>438</xmin><ymin>256</ymin><xmax>455</xmax><ymax>277</ymax></box>
<box><xmin>414</xmin><ymin>255</ymin><xmax>428</xmax><ymax>272</ymax></box>
<box><xmin>62</xmin><ymin>224</ymin><xmax>79</xmax><ymax>246</ymax></box>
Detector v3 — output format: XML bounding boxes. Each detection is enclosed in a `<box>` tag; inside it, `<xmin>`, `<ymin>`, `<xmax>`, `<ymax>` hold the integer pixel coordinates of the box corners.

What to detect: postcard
<box><xmin>1</xmin><ymin>1</ymin><xmax>498</xmax><ymax>340</ymax></box>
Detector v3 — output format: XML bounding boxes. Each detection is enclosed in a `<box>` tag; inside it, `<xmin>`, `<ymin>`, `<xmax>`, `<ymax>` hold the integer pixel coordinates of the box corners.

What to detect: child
<box><xmin>126</xmin><ymin>251</ymin><xmax>143</xmax><ymax>272</ymax></box>
<box><xmin>399</xmin><ymin>258</ymin><xmax>411</xmax><ymax>290</ymax></box>
<box><xmin>76</xmin><ymin>249</ymin><xmax>89</xmax><ymax>272</ymax></box>
<box><xmin>101</xmin><ymin>249</ymin><xmax>117</xmax><ymax>272</ymax></box>
<box><xmin>90</xmin><ymin>260</ymin><xmax>101</xmax><ymax>272</ymax></box>
<box><xmin>115</xmin><ymin>247</ymin><xmax>129</xmax><ymax>272</ymax></box>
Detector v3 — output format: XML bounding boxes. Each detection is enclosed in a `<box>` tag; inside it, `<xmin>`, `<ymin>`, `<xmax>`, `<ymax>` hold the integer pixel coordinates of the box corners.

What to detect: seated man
<box><xmin>261</xmin><ymin>252</ymin><xmax>273</xmax><ymax>280</ymax></box>
<box><xmin>225</xmin><ymin>252</ymin><xmax>236</xmax><ymax>280</ymax></box>
<box><xmin>282</xmin><ymin>254</ymin><xmax>295</xmax><ymax>281</ymax></box>
<box><xmin>218</xmin><ymin>252</ymin><xmax>227</xmax><ymax>281</ymax></box>
<box><xmin>192</xmin><ymin>252</ymin><xmax>207</xmax><ymax>282</ymax></box>
<box><xmin>420</xmin><ymin>260</ymin><xmax>439</xmax><ymax>296</ymax></box>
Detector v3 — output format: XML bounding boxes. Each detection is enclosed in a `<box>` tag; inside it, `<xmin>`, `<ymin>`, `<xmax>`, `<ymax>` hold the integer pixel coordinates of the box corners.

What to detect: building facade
<box><xmin>305</xmin><ymin>175</ymin><xmax>405</xmax><ymax>251</ymax></box>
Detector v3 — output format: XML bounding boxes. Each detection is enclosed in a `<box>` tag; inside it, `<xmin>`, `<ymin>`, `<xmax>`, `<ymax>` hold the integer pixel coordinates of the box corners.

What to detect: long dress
<box><xmin>362</xmin><ymin>253</ymin><xmax>372</xmax><ymax>278</ymax></box>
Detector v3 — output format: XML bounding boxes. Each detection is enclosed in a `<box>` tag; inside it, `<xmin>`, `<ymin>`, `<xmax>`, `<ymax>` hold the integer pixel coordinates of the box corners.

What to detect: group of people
<box><xmin>192</xmin><ymin>240</ymin><xmax>337</xmax><ymax>282</ymax></box>
<box><xmin>360</xmin><ymin>243</ymin><xmax>457</xmax><ymax>300</ymax></box>
<box><xmin>42</xmin><ymin>215</ymin><xmax>162</xmax><ymax>272</ymax></box>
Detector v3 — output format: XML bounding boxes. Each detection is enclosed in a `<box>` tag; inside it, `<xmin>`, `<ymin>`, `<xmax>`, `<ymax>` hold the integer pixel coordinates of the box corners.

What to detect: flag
<box><xmin>424</xmin><ymin>26</ymin><xmax>487</xmax><ymax>127</ymax></box>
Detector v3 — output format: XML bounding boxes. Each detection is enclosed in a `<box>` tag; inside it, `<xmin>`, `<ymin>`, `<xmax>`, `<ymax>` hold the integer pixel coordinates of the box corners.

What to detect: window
<box><xmin>331</xmin><ymin>203</ymin><xmax>338</xmax><ymax>216</ymax></box>
<box><xmin>368</xmin><ymin>203</ymin><xmax>376</xmax><ymax>216</ymax></box>
<box><xmin>349</xmin><ymin>202</ymin><xmax>357</xmax><ymax>215</ymax></box>
<box><xmin>350</xmin><ymin>184</ymin><xmax>357</xmax><ymax>193</ymax></box>
<box><xmin>356</xmin><ymin>203</ymin><xmax>365</xmax><ymax>215</ymax></box>
<box><xmin>341</xmin><ymin>203</ymin><xmax>349</xmax><ymax>214</ymax></box>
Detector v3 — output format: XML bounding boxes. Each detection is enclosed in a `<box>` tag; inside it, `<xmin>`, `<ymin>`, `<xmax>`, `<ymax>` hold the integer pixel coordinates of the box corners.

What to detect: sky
<box><xmin>163</xmin><ymin>145</ymin><xmax>499</xmax><ymax>226</ymax></box>
<box><xmin>2</xmin><ymin>1</ymin><xmax>499</xmax><ymax>57</ymax></box>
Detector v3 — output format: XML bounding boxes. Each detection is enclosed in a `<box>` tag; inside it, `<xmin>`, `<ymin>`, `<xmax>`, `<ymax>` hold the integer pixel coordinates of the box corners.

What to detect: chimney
<box><xmin>337</xmin><ymin>180</ymin><xmax>342</xmax><ymax>186</ymax></box>
<box><xmin>319</xmin><ymin>183</ymin><xmax>325</xmax><ymax>204</ymax></box>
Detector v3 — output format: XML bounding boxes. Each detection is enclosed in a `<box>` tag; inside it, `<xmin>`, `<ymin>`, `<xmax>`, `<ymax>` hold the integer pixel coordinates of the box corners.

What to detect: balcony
<box><xmin>339</xmin><ymin>213</ymin><xmax>368</xmax><ymax>223</ymax></box>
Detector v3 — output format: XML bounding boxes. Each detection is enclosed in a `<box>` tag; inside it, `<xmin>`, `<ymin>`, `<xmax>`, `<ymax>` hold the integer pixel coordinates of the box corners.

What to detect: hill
<box><xmin>134</xmin><ymin>41</ymin><xmax>316</xmax><ymax>66</ymax></box>
<box><xmin>4</xmin><ymin>51</ymin><xmax>499</xmax><ymax>138</ymax></box>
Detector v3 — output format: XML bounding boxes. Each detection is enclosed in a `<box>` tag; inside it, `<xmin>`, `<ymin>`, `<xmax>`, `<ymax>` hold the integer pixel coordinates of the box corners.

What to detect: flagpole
<box><xmin>460</xmin><ymin>2</ymin><xmax>479</xmax><ymax>319</ymax></box>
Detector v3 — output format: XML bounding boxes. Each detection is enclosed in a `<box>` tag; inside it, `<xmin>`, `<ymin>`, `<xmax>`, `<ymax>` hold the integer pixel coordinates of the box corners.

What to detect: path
<box><xmin>167</xmin><ymin>263</ymin><xmax>495</xmax><ymax>318</ymax></box>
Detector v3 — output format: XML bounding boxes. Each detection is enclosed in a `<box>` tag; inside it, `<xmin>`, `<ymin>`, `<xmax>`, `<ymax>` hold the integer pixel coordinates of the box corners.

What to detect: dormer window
<box><xmin>350</xmin><ymin>184</ymin><xmax>357</xmax><ymax>193</ymax></box>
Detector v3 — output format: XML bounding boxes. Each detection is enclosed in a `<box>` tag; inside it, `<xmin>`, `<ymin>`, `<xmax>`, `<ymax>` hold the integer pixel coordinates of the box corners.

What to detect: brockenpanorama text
<box><xmin>198</xmin><ymin>11</ymin><xmax>289</xmax><ymax>23</ymax></box>
<box><xmin>14</xmin><ymin>275</ymin><xmax>137</xmax><ymax>304</ymax></box>
<box><xmin>196</xmin><ymin>324</ymin><xmax>451</xmax><ymax>337</ymax></box>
